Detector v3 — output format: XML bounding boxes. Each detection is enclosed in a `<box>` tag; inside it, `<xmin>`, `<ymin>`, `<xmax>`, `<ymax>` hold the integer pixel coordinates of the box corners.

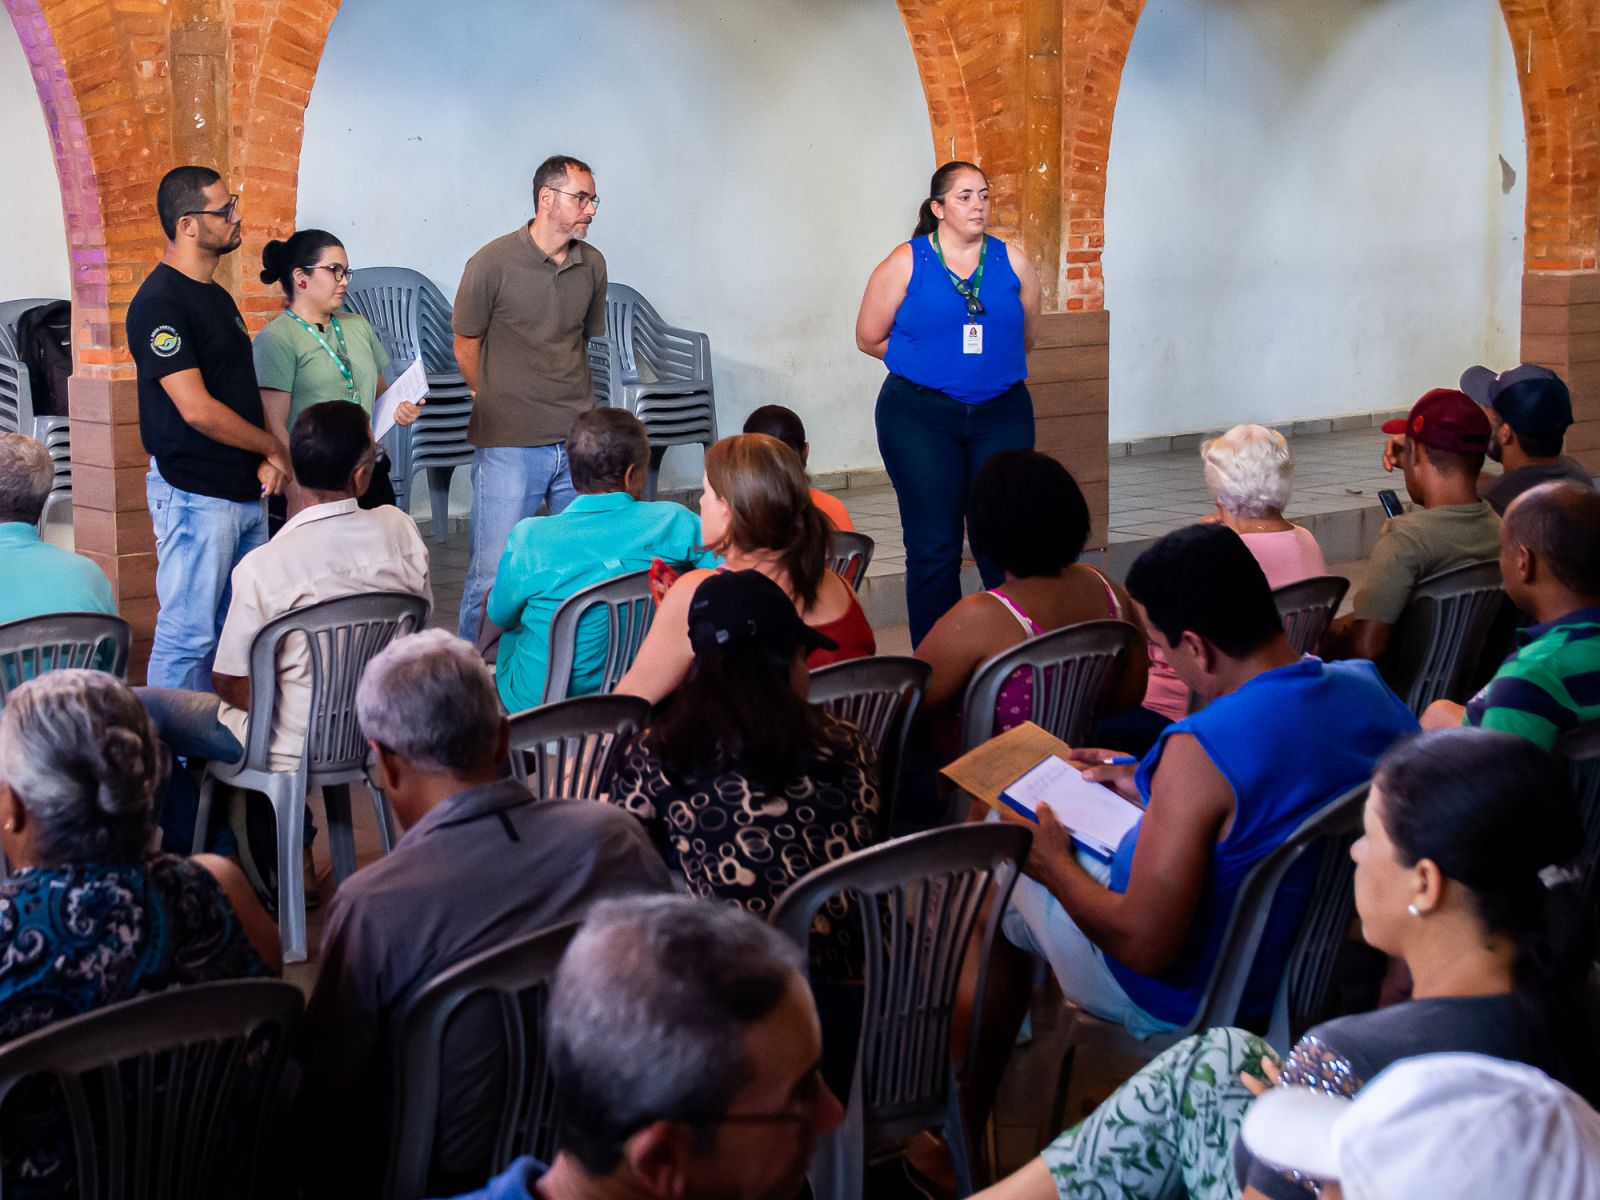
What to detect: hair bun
<box><xmin>260</xmin><ymin>238</ymin><xmax>288</xmax><ymax>286</ymax></box>
<box><xmin>93</xmin><ymin>727</ymin><xmax>158</xmax><ymax>818</ymax></box>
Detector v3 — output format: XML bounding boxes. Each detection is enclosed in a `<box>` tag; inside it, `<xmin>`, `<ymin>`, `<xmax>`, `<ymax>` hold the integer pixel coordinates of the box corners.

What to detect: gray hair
<box><xmin>0</xmin><ymin>670</ymin><xmax>166</xmax><ymax>864</ymax></box>
<box><xmin>550</xmin><ymin>894</ymin><xmax>806</xmax><ymax>1175</ymax></box>
<box><xmin>1201</xmin><ymin>423</ymin><xmax>1294</xmax><ymax>518</ymax></box>
<box><xmin>568</xmin><ymin>408</ymin><xmax>648</xmax><ymax>493</ymax></box>
<box><xmin>355</xmin><ymin>629</ymin><xmax>501</xmax><ymax>774</ymax></box>
<box><xmin>0</xmin><ymin>433</ymin><xmax>55</xmax><ymax>524</ymax></box>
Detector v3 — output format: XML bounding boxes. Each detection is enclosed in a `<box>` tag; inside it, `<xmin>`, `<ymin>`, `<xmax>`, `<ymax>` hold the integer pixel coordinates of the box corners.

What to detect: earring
<box><xmin>297</xmin><ymin>280</ymin><xmax>307</xmax><ymax>289</ymax></box>
<box><xmin>2</xmin><ymin>821</ymin><xmax>12</xmax><ymax>833</ymax></box>
<box><xmin>1407</xmin><ymin>903</ymin><xmax>1420</xmax><ymax>917</ymax></box>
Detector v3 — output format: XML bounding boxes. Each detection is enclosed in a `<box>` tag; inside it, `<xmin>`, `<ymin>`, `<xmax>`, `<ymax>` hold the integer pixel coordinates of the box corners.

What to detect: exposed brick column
<box><xmin>1031</xmin><ymin>312</ymin><xmax>1109</xmax><ymax>546</ymax></box>
<box><xmin>1523</xmin><ymin>273</ymin><xmax>1600</xmax><ymax>472</ymax></box>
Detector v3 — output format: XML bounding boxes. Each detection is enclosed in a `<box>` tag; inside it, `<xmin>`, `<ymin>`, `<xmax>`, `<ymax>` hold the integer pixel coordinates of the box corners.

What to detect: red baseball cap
<box><xmin>1381</xmin><ymin>389</ymin><xmax>1492</xmax><ymax>455</ymax></box>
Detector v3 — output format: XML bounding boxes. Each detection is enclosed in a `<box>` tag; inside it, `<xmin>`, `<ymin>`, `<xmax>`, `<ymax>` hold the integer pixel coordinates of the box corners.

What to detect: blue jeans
<box><xmin>135</xmin><ymin>686</ymin><xmax>244</xmax><ymax>853</ymax></box>
<box><xmin>458</xmin><ymin>444</ymin><xmax>577</xmax><ymax>642</ymax></box>
<box><xmin>874</xmin><ymin>375</ymin><xmax>1034</xmax><ymax>646</ymax></box>
<box><xmin>146</xmin><ymin>468</ymin><xmax>269</xmax><ymax>690</ymax></box>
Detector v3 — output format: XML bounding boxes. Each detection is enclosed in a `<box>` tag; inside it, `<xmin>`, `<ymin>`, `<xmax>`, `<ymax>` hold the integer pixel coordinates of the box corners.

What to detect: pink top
<box><xmin>988</xmin><ymin>568</ymin><xmax>1121</xmax><ymax>733</ymax></box>
<box><xmin>1141</xmin><ymin>524</ymin><xmax>1328</xmax><ymax>721</ymax></box>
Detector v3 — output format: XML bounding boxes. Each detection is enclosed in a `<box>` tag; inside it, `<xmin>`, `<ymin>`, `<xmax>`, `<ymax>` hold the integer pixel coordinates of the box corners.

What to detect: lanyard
<box><xmin>287</xmin><ymin>311</ymin><xmax>355</xmax><ymax>400</ymax></box>
<box><xmin>931</xmin><ymin>231</ymin><xmax>987</xmax><ymax>318</ymax></box>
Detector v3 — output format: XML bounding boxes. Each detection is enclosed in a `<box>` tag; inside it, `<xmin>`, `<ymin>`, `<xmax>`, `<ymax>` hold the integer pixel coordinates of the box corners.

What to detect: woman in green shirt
<box><xmin>253</xmin><ymin>229</ymin><xmax>422</xmax><ymax>521</ymax></box>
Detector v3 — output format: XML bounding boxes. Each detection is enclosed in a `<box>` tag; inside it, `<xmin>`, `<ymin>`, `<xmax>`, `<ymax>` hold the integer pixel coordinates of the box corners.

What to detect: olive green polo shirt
<box><xmin>453</xmin><ymin>224</ymin><xmax>608</xmax><ymax>447</ymax></box>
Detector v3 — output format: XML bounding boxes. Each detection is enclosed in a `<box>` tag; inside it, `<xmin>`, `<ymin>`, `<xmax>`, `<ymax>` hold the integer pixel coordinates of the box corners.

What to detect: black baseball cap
<box><xmin>1459</xmin><ymin>363</ymin><xmax>1573</xmax><ymax>443</ymax></box>
<box><xmin>687</xmin><ymin>569</ymin><xmax>838</xmax><ymax>656</ymax></box>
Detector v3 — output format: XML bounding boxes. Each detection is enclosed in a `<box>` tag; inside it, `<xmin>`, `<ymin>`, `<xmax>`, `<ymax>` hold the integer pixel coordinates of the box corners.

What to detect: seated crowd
<box><xmin>3</xmin><ymin>177</ymin><xmax>1598</xmax><ymax>1196</ymax></box>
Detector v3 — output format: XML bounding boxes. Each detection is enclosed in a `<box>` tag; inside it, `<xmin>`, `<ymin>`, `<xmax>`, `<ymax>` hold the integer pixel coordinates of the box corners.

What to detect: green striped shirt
<box><xmin>1463</xmin><ymin>606</ymin><xmax>1600</xmax><ymax>750</ymax></box>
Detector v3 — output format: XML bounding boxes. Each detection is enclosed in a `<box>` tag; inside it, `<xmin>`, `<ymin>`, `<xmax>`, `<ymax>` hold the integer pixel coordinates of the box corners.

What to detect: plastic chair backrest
<box><xmin>1272</xmin><ymin>575</ymin><xmax>1350</xmax><ymax>657</ymax></box>
<box><xmin>1382</xmin><ymin>560</ymin><xmax>1506</xmax><ymax>713</ymax></box>
<box><xmin>0</xmin><ymin>979</ymin><xmax>303</xmax><ymax>1200</ymax></box>
<box><xmin>960</xmin><ymin>620</ymin><xmax>1137</xmax><ymax>754</ymax></box>
<box><xmin>0</xmin><ymin>296</ymin><xmax>58</xmax><ymax>436</ymax></box>
<box><xmin>0</xmin><ymin>612</ymin><xmax>132</xmax><ymax>702</ymax></box>
<box><xmin>1554</xmin><ymin>718</ymin><xmax>1600</xmax><ymax>908</ymax></box>
<box><xmin>506</xmin><ymin>694</ymin><xmax>651</xmax><ymax>799</ymax></box>
<box><xmin>809</xmin><ymin>656</ymin><xmax>929</xmax><ymax>840</ymax></box>
<box><xmin>542</xmin><ymin>570</ymin><xmax>655</xmax><ymax>704</ymax></box>
<box><xmin>341</xmin><ymin>268</ymin><xmax>425</xmax><ymax>371</ymax></box>
<box><xmin>770</xmin><ymin>825</ymin><xmax>1030</xmax><ymax>1150</ymax></box>
<box><xmin>238</xmin><ymin>592</ymin><xmax>428</xmax><ymax>775</ymax></box>
<box><xmin>386</xmin><ymin>922</ymin><xmax>580</xmax><ymax>1200</ymax></box>
<box><xmin>827</xmin><ymin>531</ymin><xmax>875</xmax><ymax>590</ymax></box>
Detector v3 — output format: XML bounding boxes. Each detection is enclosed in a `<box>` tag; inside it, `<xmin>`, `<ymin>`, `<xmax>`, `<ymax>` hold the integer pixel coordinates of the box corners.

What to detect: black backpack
<box><xmin>14</xmin><ymin>300</ymin><xmax>71</xmax><ymax>420</ymax></box>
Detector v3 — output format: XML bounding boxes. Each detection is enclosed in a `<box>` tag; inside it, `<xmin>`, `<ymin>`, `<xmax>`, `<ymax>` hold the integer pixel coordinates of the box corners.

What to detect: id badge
<box><xmin>963</xmin><ymin>323</ymin><xmax>983</xmax><ymax>355</ymax></box>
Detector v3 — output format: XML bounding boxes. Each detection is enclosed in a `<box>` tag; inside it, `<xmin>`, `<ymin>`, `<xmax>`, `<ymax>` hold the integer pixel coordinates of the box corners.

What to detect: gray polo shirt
<box><xmin>294</xmin><ymin>778</ymin><xmax>669</xmax><ymax>1185</ymax></box>
<box><xmin>454</xmin><ymin>225</ymin><xmax>608</xmax><ymax>448</ymax></box>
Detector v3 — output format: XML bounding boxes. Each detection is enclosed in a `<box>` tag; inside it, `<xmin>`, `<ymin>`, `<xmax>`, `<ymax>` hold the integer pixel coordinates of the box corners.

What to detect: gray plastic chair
<box><xmin>506</xmin><ymin>693</ymin><xmax>651</xmax><ymax>800</ymax></box>
<box><xmin>192</xmin><ymin>591</ymin><xmax>429</xmax><ymax>962</ymax></box>
<box><xmin>1050</xmin><ymin>781</ymin><xmax>1371</xmax><ymax>1125</ymax></box>
<box><xmin>1553</xmin><ymin>718</ymin><xmax>1600</xmax><ymax>907</ymax></box>
<box><xmin>0</xmin><ymin>297</ymin><xmax>73</xmax><ymax>527</ymax></box>
<box><xmin>959</xmin><ymin>619</ymin><xmax>1138</xmax><ymax>755</ymax></box>
<box><xmin>385</xmin><ymin>921</ymin><xmax>580</xmax><ymax>1200</ymax></box>
<box><xmin>341</xmin><ymin>269</ymin><xmax>473</xmax><ymax>539</ymax></box>
<box><xmin>1381</xmin><ymin>560</ymin><xmax>1507</xmax><ymax>713</ymax></box>
<box><xmin>827</xmin><ymin>530</ymin><xmax>875</xmax><ymax>590</ymax></box>
<box><xmin>0</xmin><ymin>612</ymin><xmax>131</xmax><ymax>702</ymax></box>
<box><xmin>1273</xmin><ymin>574</ymin><xmax>1350</xmax><ymax>657</ymax></box>
<box><xmin>588</xmin><ymin>284</ymin><xmax>717</xmax><ymax>497</ymax></box>
<box><xmin>542</xmin><ymin>570</ymin><xmax>655</xmax><ymax>704</ymax></box>
<box><xmin>770</xmin><ymin>824</ymin><xmax>1031</xmax><ymax>1200</ymax></box>
<box><xmin>809</xmin><ymin>655</ymin><xmax>929</xmax><ymax>840</ymax></box>
<box><xmin>0</xmin><ymin>979</ymin><xmax>303</xmax><ymax>1200</ymax></box>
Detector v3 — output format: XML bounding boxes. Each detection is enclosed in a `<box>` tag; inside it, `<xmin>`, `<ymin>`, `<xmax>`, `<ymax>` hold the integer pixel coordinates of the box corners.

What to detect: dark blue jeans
<box><xmin>875</xmin><ymin>374</ymin><xmax>1034</xmax><ymax>645</ymax></box>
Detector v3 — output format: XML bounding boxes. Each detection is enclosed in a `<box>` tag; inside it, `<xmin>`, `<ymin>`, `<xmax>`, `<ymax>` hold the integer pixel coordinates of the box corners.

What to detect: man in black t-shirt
<box><xmin>127</xmin><ymin>165</ymin><xmax>292</xmax><ymax>690</ymax></box>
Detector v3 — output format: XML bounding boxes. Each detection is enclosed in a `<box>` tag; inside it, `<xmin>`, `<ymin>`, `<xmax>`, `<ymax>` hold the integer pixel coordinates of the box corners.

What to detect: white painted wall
<box><xmin>1104</xmin><ymin>0</ymin><xmax>1527</xmax><ymax>441</ymax></box>
<box><xmin>299</xmin><ymin>0</ymin><xmax>933</xmax><ymax>483</ymax></box>
<box><xmin>0</xmin><ymin>15</ymin><xmax>71</xmax><ymax>302</ymax></box>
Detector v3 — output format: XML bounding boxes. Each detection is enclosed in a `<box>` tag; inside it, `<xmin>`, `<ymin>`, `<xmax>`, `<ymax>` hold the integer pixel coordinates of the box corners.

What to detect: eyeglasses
<box><xmin>310</xmin><ymin>264</ymin><xmax>356</xmax><ymax>282</ymax></box>
<box><xmin>184</xmin><ymin>194</ymin><xmax>240</xmax><ymax>221</ymax></box>
<box><xmin>549</xmin><ymin>188</ymin><xmax>600</xmax><ymax>210</ymax></box>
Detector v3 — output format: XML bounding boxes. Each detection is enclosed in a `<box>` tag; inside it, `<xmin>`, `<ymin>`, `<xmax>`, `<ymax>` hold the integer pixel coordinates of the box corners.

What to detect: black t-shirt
<box><xmin>127</xmin><ymin>263</ymin><xmax>264</xmax><ymax>501</ymax></box>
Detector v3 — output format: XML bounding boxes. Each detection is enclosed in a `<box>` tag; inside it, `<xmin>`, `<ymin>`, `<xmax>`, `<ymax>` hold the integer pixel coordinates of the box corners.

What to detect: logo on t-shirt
<box><xmin>150</xmin><ymin>325</ymin><xmax>181</xmax><ymax>357</ymax></box>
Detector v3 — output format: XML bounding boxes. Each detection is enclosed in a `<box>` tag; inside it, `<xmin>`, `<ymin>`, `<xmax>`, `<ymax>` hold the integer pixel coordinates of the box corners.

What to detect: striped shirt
<box><xmin>1463</xmin><ymin>606</ymin><xmax>1600</xmax><ymax>750</ymax></box>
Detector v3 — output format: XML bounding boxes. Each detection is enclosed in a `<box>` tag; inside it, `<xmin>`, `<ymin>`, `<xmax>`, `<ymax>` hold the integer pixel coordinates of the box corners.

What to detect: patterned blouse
<box><xmin>608</xmin><ymin>713</ymin><xmax>881</xmax><ymax>976</ymax></box>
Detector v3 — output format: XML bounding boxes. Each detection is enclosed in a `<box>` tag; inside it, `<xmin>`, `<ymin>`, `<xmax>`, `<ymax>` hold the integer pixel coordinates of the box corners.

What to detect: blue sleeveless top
<box><xmin>884</xmin><ymin>235</ymin><xmax>1027</xmax><ymax>404</ymax></box>
<box><xmin>1107</xmin><ymin>658</ymin><xmax>1417</xmax><ymax>1025</ymax></box>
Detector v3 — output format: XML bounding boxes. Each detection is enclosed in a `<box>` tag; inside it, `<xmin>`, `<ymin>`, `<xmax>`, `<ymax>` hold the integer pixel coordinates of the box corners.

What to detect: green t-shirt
<box><xmin>1350</xmin><ymin>500</ymin><xmax>1502</xmax><ymax>625</ymax></box>
<box><xmin>1464</xmin><ymin>607</ymin><xmax>1600</xmax><ymax>750</ymax></box>
<box><xmin>252</xmin><ymin>310</ymin><xmax>392</xmax><ymax>424</ymax></box>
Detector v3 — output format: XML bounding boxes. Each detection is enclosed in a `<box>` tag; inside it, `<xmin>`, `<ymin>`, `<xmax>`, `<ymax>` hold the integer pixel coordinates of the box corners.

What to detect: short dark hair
<box><xmin>260</xmin><ymin>229</ymin><xmax>344</xmax><ymax>300</ymax></box>
<box><xmin>969</xmin><ymin>451</ymin><xmax>1090</xmax><ymax>577</ymax></box>
<box><xmin>1415</xmin><ymin>440</ymin><xmax>1484</xmax><ymax>479</ymax></box>
<box><xmin>1125</xmin><ymin>524</ymin><xmax>1282</xmax><ymax>657</ymax></box>
<box><xmin>569</xmin><ymin>408</ymin><xmax>648</xmax><ymax>493</ymax></box>
<box><xmin>1505</xmin><ymin>481</ymin><xmax>1600</xmax><ymax>597</ymax></box>
<box><xmin>156</xmin><ymin>165</ymin><xmax>221</xmax><ymax>240</ymax></box>
<box><xmin>532</xmin><ymin>155</ymin><xmax>593</xmax><ymax>212</ymax></box>
<box><xmin>290</xmin><ymin>401</ymin><xmax>372</xmax><ymax>492</ymax></box>
<box><xmin>1517</xmin><ymin>427</ymin><xmax>1566</xmax><ymax>458</ymax></box>
<box><xmin>742</xmin><ymin>405</ymin><xmax>807</xmax><ymax>459</ymax></box>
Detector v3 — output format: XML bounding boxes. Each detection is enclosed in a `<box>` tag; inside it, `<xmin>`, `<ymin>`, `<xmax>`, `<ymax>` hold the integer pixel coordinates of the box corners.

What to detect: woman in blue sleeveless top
<box><xmin>856</xmin><ymin>161</ymin><xmax>1042</xmax><ymax>645</ymax></box>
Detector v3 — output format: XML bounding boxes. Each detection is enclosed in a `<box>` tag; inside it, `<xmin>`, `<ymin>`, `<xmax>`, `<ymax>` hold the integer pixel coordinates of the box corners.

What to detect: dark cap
<box><xmin>1381</xmin><ymin>388</ymin><xmax>1492</xmax><ymax>455</ymax></box>
<box><xmin>1459</xmin><ymin>363</ymin><xmax>1573</xmax><ymax>443</ymax></box>
<box><xmin>687</xmin><ymin>569</ymin><xmax>838</xmax><ymax>657</ymax></box>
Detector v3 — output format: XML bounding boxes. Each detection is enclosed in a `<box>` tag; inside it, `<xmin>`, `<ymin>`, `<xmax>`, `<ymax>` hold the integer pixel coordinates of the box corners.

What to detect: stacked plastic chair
<box><xmin>341</xmin><ymin>269</ymin><xmax>474</xmax><ymax>542</ymax></box>
<box><xmin>0</xmin><ymin>297</ymin><xmax>72</xmax><ymax>528</ymax></box>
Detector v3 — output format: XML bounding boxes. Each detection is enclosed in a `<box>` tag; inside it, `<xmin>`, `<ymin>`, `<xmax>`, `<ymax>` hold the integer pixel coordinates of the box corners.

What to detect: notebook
<box><xmin>998</xmin><ymin>754</ymin><xmax>1143</xmax><ymax>860</ymax></box>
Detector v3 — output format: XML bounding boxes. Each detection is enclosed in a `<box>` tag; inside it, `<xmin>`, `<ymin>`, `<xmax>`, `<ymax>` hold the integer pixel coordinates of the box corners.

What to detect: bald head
<box><xmin>1504</xmin><ymin>482</ymin><xmax>1600</xmax><ymax>599</ymax></box>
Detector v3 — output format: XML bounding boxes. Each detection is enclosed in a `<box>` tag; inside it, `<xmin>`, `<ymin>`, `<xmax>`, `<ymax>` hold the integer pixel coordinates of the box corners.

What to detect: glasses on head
<box><xmin>185</xmin><ymin>194</ymin><xmax>240</xmax><ymax>221</ymax></box>
<box><xmin>549</xmin><ymin>187</ymin><xmax>600</xmax><ymax>211</ymax></box>
<box><xmin>311</xmin><ymin>263</ymin><xmax>356</xmax><ymax>283</ymax></box>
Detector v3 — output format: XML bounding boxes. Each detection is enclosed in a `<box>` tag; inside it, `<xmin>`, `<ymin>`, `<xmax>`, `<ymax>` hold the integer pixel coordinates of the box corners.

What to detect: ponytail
<box><xmin>913</xmin><ymin>160</ymin><xmax>987</xmax><ymax>239</ymax></box>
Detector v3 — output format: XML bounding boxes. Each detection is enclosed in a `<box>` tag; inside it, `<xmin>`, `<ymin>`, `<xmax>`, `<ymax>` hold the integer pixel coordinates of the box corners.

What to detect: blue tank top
<box><xmin>884</xmin><ymin>235</ymin><xmax>1028</xmax><ymax>404</ymax></box>
<box><xmin>1107</xmin><ymin>658</ymin><xmax>1417</xmax><ymax>1025</ymax></box>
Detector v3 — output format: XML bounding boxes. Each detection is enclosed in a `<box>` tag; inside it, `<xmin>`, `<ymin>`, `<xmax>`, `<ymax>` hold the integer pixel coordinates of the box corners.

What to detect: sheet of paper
<box><xmin>1000</xmin><ymin>754</ymin><xmax>1142</xmax><ymax>859</ymax></box>
<box><xmin>372</xmin><ymin>356</ymin><xmax>427</xmax><ymax>442</ymax></box>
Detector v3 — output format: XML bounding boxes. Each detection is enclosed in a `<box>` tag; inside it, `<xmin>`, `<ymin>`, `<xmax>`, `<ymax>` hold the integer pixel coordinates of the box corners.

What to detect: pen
<box><xmin>1100</xmin><ymin>754</ymin><xmax>1137</xmax><ymax>766</ymax></box>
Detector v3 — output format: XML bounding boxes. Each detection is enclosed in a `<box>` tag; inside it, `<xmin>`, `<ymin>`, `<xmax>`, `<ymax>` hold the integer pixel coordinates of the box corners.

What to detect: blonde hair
<box><xmin>703</xmin><ymin>434</ymin><xmax>830</xmax><ymax>607</ymax></box>
<box><xmin>1201</xmin><ymin>424</ymin><xmax>1294</xmax><ymax>518</ymax></box>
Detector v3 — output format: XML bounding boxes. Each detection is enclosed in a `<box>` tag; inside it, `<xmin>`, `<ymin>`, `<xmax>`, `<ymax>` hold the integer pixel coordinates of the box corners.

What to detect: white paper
<box><xmin>372</xmin><ymin>357</ymin><xmax>427</xmax><ymax>441</ymax></box>
<box><xmin>1000</xmin><ymin>755</ymin><xmax>1142</xmax><ymax>858</ymax></box>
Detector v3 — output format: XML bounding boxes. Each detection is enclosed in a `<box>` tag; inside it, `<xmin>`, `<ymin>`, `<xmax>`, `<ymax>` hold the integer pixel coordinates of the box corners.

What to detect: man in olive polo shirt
<box><xmin>453</xmin><ymin>154</ymin><xmax>608</xmax><ymax>642</ymax></box>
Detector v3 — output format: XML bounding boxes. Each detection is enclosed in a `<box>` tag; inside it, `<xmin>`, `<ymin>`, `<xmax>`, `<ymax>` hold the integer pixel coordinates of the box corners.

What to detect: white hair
<box><xmin>1201</xmin><ymin>424</ymin><xmax>1294</xmax><ymax>518</ymax></box>
<box><xmin>355</xmin><ymin>629</ymin><xmax>501</xmax><ymax>774</ymax></box>
<box><xmin>0</xmin><ymin>433</ymin><xmax>54</xmax><ymax>523</ymax></box>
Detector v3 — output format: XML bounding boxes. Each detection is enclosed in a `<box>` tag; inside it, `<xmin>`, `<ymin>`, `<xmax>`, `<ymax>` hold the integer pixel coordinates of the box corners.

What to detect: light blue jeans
<box><xmin>457</xmin><ymin>443</ymin><xmax>576</xmax><ymax>642</ymax></box>
<box><xmin>146</xmin><ymin>467</ymin><xmax>269</xmax><ymax>691</ymax></box>
<box><xmin>135</xmin><ymin>686</ymin><xmax>243</xmax><ymax>853</ymax></box>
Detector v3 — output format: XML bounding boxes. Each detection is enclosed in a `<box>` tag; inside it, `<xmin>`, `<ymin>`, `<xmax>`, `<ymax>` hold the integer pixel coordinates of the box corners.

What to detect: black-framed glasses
<box><xmin>184</xmin><ymin>193</ymin><xmax>239</xmax><ymax>221</ymax></box>
<box><xmin>549</xmin><ymin>187</ymin><xmax>600</xmax><ymax>210</ymax></box>
<box><xmin>310</xmin><ymin>263</ymin><xmax>356</xmax><ymax>282</ymax></box>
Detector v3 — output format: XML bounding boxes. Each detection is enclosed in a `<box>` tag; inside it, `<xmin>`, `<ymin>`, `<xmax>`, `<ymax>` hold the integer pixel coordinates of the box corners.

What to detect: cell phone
<box><xmin>1378</xmin><ymin>489</ymin><xmax>1404</xmax><ymax>519</ymax></box>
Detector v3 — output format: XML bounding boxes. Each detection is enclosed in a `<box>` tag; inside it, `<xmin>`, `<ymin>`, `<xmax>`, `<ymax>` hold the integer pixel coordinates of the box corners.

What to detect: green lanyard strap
<box><xmin>931</xmin><ymin>231</ymin><xmax>987</xmax><ymax>319</ymax></box>
<box><xmin>287</xmin><ymin>311</ymin><xmax>356</xmax><ymax>400</ymax></box>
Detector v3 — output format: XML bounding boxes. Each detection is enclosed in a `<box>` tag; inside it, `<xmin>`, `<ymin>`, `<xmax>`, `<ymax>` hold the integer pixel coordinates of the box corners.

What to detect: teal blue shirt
<box><xmin>0</xmin><ymin>523</ymin><xmax>116</xmax><ymax>625</ymax></box>
<box><xmin>486</xmin><ymin>492</ymin><xmax>717</xmax><ymax>712</ymax></box>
